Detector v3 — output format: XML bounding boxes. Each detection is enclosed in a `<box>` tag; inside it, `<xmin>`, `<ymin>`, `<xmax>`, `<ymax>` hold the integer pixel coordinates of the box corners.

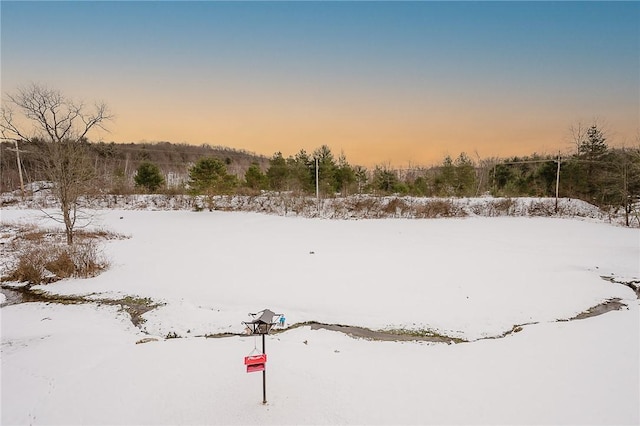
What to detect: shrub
<box><xmin>7</xmin><ymin>247</ymin><xmax>48</xmax><ymax>284</ymax></box>
<box><xmin>70</xmin><ymin>241</ymin><xmax>106</xmax><ymax>278</ymax></box>
<box><xmin>348</xmin><ymin>197</ymin><xmax>380</xmax><ymax>217</ymax></box>
<box><xmin>5</xmin><ymin>241</ymin><xmax>108</xmax><ymax>285</ymax></box>
<box><xmin>472</xmin><ymin>198</ymin><xmax>515</xmax><ymax>216</ymax></box>
<box><xmin>383</xmin><ymin>198</ymin><xmax>410</xmax><ymax>216</ymax></box>
<box><xmin>45</xmin><ymin>247</ymin><xmax>76</xmax><ymax>279</ymax></box>
<box><xmin>415</xmin><ymin>199</ymin><xmax>463</xmax><ymax>218</ymax></box>
<box><xmin>2</xmin><ymin>223</ymin><xmax>115</xmax><ymax>285</ymax></box>
<box><xmin>135</xmin><ymin>162</ymin><xmax>165</xmax><ymax>193</ymax></box>
<box><xmin>493</xmin><ymin>198</ymin><xmax>515</xmax><ymax>215</ymax></box>
<box><xmin>528</xmin><ymin>200</ymin><xmax>555</xmax><ymax>216</ymax></box>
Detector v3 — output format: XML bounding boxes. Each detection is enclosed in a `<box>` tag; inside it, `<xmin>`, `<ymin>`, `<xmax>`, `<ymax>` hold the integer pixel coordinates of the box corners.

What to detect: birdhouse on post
<box><xmin>242</xmin><ymin>309</ymin><xmax>282</xmax><ymax>405</ymax></box>
<box><xmin>244</xmin><ymin>309</ymin><xmax>279</xmax><ymax>335</ymax></box>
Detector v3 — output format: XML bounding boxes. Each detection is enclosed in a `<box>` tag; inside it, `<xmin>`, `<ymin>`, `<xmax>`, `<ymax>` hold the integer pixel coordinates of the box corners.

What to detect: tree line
<box><xmin>2</xmin><ymin>84</ymin><xmax>640</xmax><ymax>245</ymax></box>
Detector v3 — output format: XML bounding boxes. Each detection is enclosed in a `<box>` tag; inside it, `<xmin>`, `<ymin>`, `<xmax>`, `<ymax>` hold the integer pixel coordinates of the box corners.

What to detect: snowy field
<box><xmin>1</xmin><ymin>206</ymin><xmax>639</xmax><ymax>425</ymax></box>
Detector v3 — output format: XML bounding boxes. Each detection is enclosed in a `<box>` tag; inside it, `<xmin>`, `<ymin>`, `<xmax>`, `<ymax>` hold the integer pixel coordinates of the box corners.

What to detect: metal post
<box><xmin>262</xmin><ymin>333</ymin><xmax>267</xmax><ymax>404</ymax></box>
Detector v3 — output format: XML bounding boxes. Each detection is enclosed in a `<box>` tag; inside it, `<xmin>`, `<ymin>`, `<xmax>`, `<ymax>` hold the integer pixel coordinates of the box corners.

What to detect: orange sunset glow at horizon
<box><xmin>2</xmin><ymin>2</ymin><xmax>638</xmax><ymax>168</ymax></box>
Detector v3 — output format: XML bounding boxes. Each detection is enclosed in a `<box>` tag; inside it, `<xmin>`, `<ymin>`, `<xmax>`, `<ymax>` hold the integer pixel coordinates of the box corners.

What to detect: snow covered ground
<box><xmin>1</xmin><ymin>205</ymin><xmax>639</xmax><ymax>424</ymax></box>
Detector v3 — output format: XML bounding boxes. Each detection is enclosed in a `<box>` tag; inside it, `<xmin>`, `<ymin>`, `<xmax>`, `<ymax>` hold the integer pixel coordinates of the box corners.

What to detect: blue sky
<box><xmin>2</xmin><ymin>1</ymin><xmax>638</xmax><ymax>166</ymax></box>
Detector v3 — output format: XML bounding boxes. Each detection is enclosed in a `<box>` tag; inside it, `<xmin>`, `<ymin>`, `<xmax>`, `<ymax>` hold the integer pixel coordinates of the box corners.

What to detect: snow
<box><xmin>1</xmin><ymin>204</ymin><xmax>639</xmax><ymax>424</ymax></box>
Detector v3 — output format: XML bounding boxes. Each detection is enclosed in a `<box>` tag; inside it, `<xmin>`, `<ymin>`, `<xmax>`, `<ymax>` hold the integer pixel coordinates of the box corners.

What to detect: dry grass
<box><xmin>4</xmin><ymin>240</ymin><xmax>108</xmax><ymax>284</ymax></box>
<box><xmin>1</xmin><ymin>223</ymin><xmax>122</xmax><ymax>285</ymax></box>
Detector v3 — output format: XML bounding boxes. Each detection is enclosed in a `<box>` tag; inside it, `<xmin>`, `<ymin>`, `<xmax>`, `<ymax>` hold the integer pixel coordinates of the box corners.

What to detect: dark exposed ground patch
<box><xmin>206</xmin><ymin>297</ymin><xmax>628</xmax><ymax>343</ymax></box>
<box><xmin>280</xmin><ymin>321</ymin><xmax>464</xmax><ymax>343</ymax></box>
<box><xmin>564</xmin><ymin>298</ymin><xmax>626</xmax><ymax>320</ymax></box>
<box><xmin>601</xmin><ymin>276</ymin><xmax>640</xmax><ymax>299</ymax></box>
<box><xmin>204</xmin><ymin>322</ymin><xmax>463</xmax><ymax>343</ymax></box>
<box><xmin>0</xmin><ymin>285</ymin><xmax>160</xmax><ymax>327</ymax></box>
<box><xmin>2</xmin><ymin>286</ymin><xmax>630</xmax><ymax>344</ymax></box>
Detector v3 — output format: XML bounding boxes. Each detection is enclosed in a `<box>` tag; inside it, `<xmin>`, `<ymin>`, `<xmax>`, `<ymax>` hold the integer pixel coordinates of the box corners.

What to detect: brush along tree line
<box><xmin>3</xmin><ymin>84</ymin><xmax>640</xmax><ymax>232</ymax></box>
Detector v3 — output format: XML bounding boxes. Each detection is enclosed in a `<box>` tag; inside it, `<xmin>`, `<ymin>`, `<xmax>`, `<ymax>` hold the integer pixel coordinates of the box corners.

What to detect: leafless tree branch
<box><xmin>2</xmin><ymin>83</ymin><xmax>112</xmax><ymax>244</ymax></box>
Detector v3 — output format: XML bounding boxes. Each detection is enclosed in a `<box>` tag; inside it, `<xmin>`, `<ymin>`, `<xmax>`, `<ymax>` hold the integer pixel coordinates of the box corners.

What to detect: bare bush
<box><xmin>472</xmin><ymin>198</ymin><xmax>515</xmax><ymax>216</ymax></box>
<box><xmin>415</xmin><ymin>199</ymin><xmax>465</xmax><ymax>218</ymax></box>
<box><xmin>1</xmin><ymin>223</ymin><xmax>120</xmax><ymax>285</ymax></box>
<box><xmin>45</xmin><ymin>247</ymin><xmax>76</xmax><ymax>279</ymax></box>
<box><xmin>70</xmin><ymin>240</ymin><xmax>106</xmax><ymax>278</ymax></box>
<box><xmin>5</xmin><ymin>240</ymin><xmax>108</xmax><ymax>285</ymax></box>
<box><xmin>493</xmin><ymin>198</ymin><xmax>515</xmax><ymax>215</ymax></box>
<box><xmin>347</xmin><ymin>196</ymin><xmax>380</xmax><ymax>217</ymax></box>
<box><xmin>6</xmin><ymin>246</ymin><xmax>49</xmax><ymax>284</ymax></box>
<box><xmin>528</xmin><ymin>200</ymin><xmax>556</xmax><ymax>217</ymax></box>
<box><xmin>383</xmin><ymin>198</ymin><xmax>410</xmax><ymax>217</ymax></box>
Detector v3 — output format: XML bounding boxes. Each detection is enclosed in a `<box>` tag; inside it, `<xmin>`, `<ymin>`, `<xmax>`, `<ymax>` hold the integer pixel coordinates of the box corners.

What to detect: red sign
<box><xmin>246</xmin><ymin>363</ymin><xmax>265</xmax><ymax>373</ymax></box>
<box><xmin>244</xmin><ymin>354</ymin><xmax>267</xmax><ymax>365</ymax></box>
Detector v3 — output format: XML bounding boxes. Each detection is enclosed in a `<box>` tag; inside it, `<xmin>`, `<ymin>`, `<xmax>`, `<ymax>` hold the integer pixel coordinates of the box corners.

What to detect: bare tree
<box><xmin>568</xmin><ymin>121</ymin><xmax>588</xmax><ymax>155</ymax></box>
<box><xmin>1</xmin><ymin>83</ymin><xmax>112</xmax><ymax>244</ymax></box>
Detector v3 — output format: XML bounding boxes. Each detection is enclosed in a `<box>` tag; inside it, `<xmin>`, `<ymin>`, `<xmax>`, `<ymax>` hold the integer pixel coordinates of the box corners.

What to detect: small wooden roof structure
<box><xmin>243</xmin><ymin>308</ymin><xmax>282</xmax><ymax>335</ymax></box>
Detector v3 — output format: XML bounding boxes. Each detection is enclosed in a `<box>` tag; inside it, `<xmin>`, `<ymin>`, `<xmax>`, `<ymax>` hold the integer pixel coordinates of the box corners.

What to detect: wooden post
<box><xmin>7</xmin><ymin>140</ymin><xmax>26</xmax><ymax>199</ymax></box>
<box><xmin>555</xmin><ymin>152</ymin><xmax>561</xmax><ymax>213</ymax></box>
<box><xmin>315</xmin><ymin>157</ymin><xmax>320</xmax><ymax>211</ymax></box>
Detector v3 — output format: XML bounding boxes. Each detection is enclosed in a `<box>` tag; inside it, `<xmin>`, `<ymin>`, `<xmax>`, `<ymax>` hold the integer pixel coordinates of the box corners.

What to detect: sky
<box><xmin>1</xmin><ymin>1</ymin><xmax>639</xmax><ymax>167</ymax></box>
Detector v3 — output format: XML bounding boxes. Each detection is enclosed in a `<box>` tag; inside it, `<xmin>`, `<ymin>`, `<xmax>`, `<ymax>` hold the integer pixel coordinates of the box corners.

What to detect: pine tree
<box><xmin>335</xmin><ymin>153</ymin><xmax>356</xmax><ymax>195</ymax></box>
<box><xmin>577</xmin><ymin>125</ymin><xmax>608</xmax><ymax>199</ymax></box>
<box><xmin>134</xmin><ymin>161</ymin><xmax>164</xmax><ymax>193</ymax></box>
<box><xmin>244</xmin><ymin>163</ymin><xmax>267</xmax><ymax>190</ymax></box>
<box><xmin>287</xmin><ymin>150</ymin><xmax>314</xmax><ymax>193</ymax></box>
<box><xmin>454</xmin><ymin>152</ymin><xmax>477</xmax><ymax>196</ymax></box>
<box><xmin>435</xmin><ymin>156</ymin><xmax>455</xmax><ymax>196</ymax></box>
<box><xmin>188</xmin><ymin>157</ymin><xmax>237</xmax><ymax>210</ymax></box>
<box><xmin>313</xmin><ymin>145</ymin><xmax>338</xmax><ymax>195</ymax></box>
<box><xmin>266</xmin><ymin>152</ymin><xmax>288</xmax><ymax>191</ymax></box>
<box><xmin>188</xmin><ymin>157</ymin><xmax>236</xmax><ymax>194</ymax></box>
<box><xmin>579</xmin><ymin>125</ymin><xmax>608</xmax><ymax>159</ymax></box>
<box><xmin>373</xmin><ymin>166</ymin><xmax>399</xmax><ymax>194</ymax></box>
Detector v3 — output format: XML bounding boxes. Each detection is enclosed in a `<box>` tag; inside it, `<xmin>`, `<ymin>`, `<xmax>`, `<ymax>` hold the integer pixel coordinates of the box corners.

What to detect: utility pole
<box><xmin>555</xmin><ymin>151</ymin><xmax>561</xmax><ymax>213</ymax></box>
<box><xmin>6</xmin><ymin>140</ymin><xmax>27</xmax><ymax>199</ymax></box>
<box><xmin>315</xmin><ymin>157</ymin><xmax>320</xmax><ymax>210</ymax></box>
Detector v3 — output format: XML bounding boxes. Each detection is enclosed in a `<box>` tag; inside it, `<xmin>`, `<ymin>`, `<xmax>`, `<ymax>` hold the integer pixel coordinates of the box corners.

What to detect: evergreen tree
<box><xmin>313</xmin><ymin>145</ymin><xmax>338</xmax><ymax>195</ymax></box>
<box><xmin>287</xmin><ymin>150</ymin><xmax>314</xmax><ymax>193</ymax></box>
<box><xmin>188</xmin><ymin>157</ymin><xmax>237</xmax><ymax>210</ymax></box>
<box><xmin>266</xmin><ymin>152</ymin><xmax>288</xmax><ymax>191</ymax></box>
<box><xmin>134</xmin><ymin>161</ymin><xmax>164</xmax><ymax>193</ymax></box>
<box><xmin>492</xmin><ymin>163</ymin><xmax>514</xmax><ymax>195</ymax></box>
<box><xmin>373</xmin><ymin>165</ymin><xmax>401</xmax><ymax>194</ymax></box>
<box><xmin>188</xmin><ymin>157</ymin><xmax>236</xmax><ymax>195</ymax></box>
<box><xmin>409</xmin><ymin>175</ymin><xmax>430</xmax><ymax>196</ymax></box>
<box><xmin>244</xmin><ymin>163</ymin><xmax>267</xmax><ymax>191</ymax></box>
<box><xmin>353</xmin><ymin>165</ymin><xmax>368</xmax><ymax>194</ymax></box>
<box><xmin>454</xmin><ymin>152</ymin><xmax>476</xmax><ymax>196</ymax></box>
<box><xmin>434</xmin><ymin>156</ymin><xmax>455</xmax><ymax>196</ymax></box>
<box><xmin>577</xmin><ymin>125</ymin><xmax>609</xmax><ymax>199</ymax></box>
<box><xmin>334</xmin><ymin>153</ymin><xmax>357</xmax><ymax>195</ymax></box>
<box><xmin>535</xmin><ymin>160</ymin><xmax>559</xmax><ymax>196</ymax></box>
<box><xmin>579</xmin><ymin>125</ymin><xmax>608</xmax><ymax>159</ymax></box>
<box><xmin>599</xmin><ymin>148</ymin><xmax>640</xmax><ymax>225</ymax></box>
